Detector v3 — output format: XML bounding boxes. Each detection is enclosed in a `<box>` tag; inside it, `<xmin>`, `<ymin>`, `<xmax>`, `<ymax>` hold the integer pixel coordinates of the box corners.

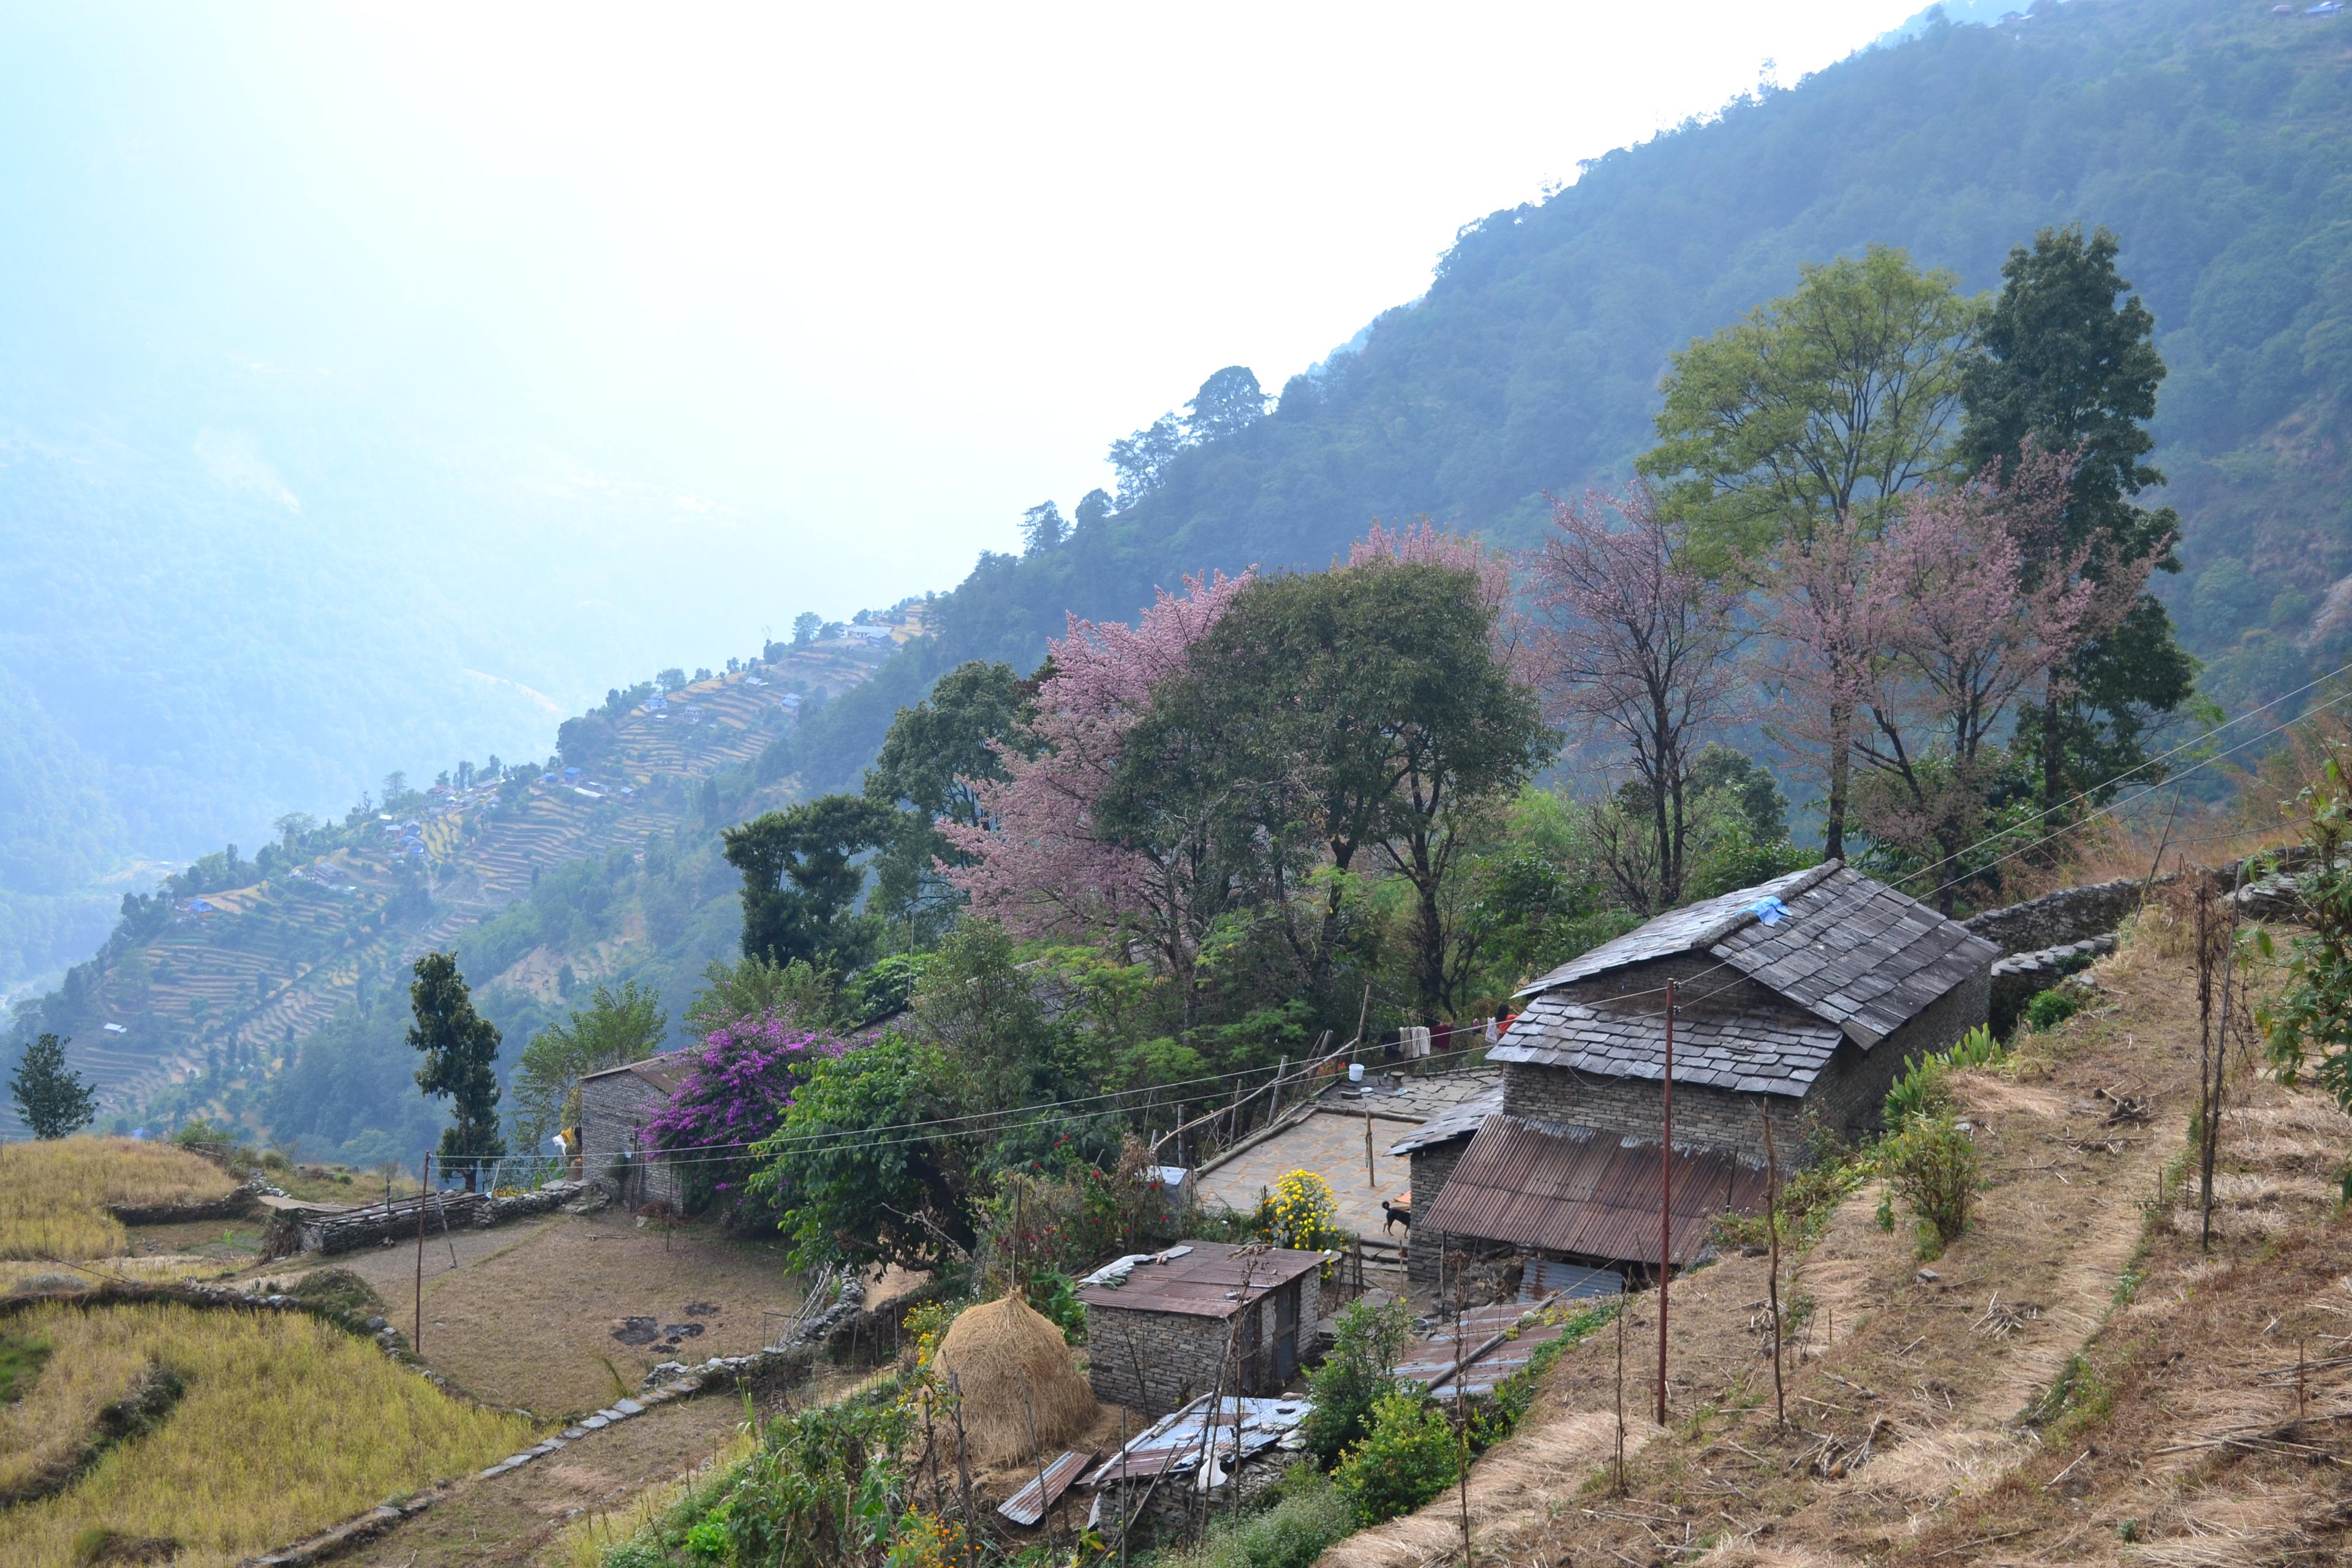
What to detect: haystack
<box><xmin>931</xmin><ymin>1294</ymin><xmax>1096</xmax><ymax>1466</ymax></box>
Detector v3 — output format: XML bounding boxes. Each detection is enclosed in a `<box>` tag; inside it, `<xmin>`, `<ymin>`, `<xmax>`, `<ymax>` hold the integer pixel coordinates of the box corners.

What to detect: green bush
<box><xmin>2024</xmin><ymin>989</ymin><xmax>2081</xmax><ymax>1031</ymax></box>
<box><xmin>1147</xmin><ymin>1464</ymin><xmax>1356</xmax><ymax>1568</ymax></box>
<box><xmin>1300</xmin><ymin>1294</ymin><xmax>1413</xmax><ymax>1468</ymax></box>
<box><xmin>1881</xmin><ymin>1114</ymin><xmax>1979</xmax><ymax>1259</ymax></box>
<box><xmin>1882</xmin><ymin>1055</ymin><xmax>1953</xmax><ymax>1131</ymax></box>
<box><xmin>1333</xmin><ymin>1391</ymin><xmax>1459</xmax><ymax>1525</ymax></box>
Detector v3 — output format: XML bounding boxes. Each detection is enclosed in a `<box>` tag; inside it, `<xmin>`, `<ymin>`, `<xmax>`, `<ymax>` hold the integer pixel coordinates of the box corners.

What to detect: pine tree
<box><xmin>408</xmin><ymin>952</ymin><xmax>506</xmax><ymax>1189</ymax></box>
<box><xmin>11</xmin><ymin>1033</ymin><xmax>96</xmax><ymax>1139</ymax></box>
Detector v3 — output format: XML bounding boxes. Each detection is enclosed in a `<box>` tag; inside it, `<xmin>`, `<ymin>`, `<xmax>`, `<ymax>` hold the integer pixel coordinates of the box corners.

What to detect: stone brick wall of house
<box><xmin>1408</xmin><ymin>1144</ymin><xmax>1466</xmax><ymax>1235</ymax></box>
<box><xmin>1404</xmin><ymin>1231</ymin><xmax>1518</xmax><ymax>1310</ymax></box>
<box><xmin>1501</xmin><ymin>961</ymin><xmax>1990</xmax><ymax>1163</ymax></box>
<box><xmin>578</xmin><ymin>1072</ymin><xmax>683</xmax><ymax>1209</ymax></box>
<box><xmin>1086</xmin><ymin>1305</ymin><xmax>1265</xmax><ymax>1417</ymax></box>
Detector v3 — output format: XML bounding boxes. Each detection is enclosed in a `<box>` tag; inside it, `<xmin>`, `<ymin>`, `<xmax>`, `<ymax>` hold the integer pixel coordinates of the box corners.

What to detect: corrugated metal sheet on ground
<box><xmin>1393</xmin><ymin>1300</ymin><xmax>1608</xmax><ymax>1403</ymax></box>
<box><xmin>1080</xmin><ymin>1396</ymin><xmax>1310</xmax><ymax>1488</ymax></box>
<box><xmin>1522</xmin><ymin>1257</ymin><xmax>1625</xmax><ymax>1302</ymax></box>
<box><xmin>1415</xmin><ymin>1115</ymin><xmax>1768</xmax><ymax>1267</ymax></box>
<box><xmin>998</xmin><ymin>1450</ymin><xmax>1091</xmax><ymax>1526</ymax></box>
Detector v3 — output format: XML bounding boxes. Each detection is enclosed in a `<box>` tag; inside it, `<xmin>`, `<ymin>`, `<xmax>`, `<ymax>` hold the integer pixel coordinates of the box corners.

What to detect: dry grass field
<box><xmin>0</xmin><ymin>1137</ymin><xmax>241</xmax><ymax>1262</ymax></box>
<box><xmin>0</xmin><ymin>1300</ymin><xmax>537</xmax><ymax>1568</ymax></box>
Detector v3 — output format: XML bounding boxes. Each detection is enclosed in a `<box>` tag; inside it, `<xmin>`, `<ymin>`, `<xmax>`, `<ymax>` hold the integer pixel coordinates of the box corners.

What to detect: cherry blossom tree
<box><xmin>1534</xmin><ymin>484</ymin><xmax>1745</xmax><ymax>912</ymax></box>
<box><xmin>940</xmin><ymin>572</ymin><xmax>1251</xmax><ymax>1000</ymax></box>
<box><xmin>1852</xmin><ymin>443</ymin><xmax>2155</xmax><ymax>896</ymax></box>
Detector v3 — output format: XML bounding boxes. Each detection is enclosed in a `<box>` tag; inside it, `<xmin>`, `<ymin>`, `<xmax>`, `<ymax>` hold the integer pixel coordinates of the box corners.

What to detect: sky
<box><xmin>157</xmin><ymin>0</ymin><xmax>1925</xmax><ymax>619</ymax></box>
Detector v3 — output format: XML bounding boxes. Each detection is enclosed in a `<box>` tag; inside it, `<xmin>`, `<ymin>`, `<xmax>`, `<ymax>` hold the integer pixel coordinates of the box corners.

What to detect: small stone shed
<box><xmin>1410</xmin><ymin>862</ymin><xmax>1994</xmax><ymax>1300</ymax></box>
<box><xmin>576</xmin><ymin>1050</ymin><xmax>696</xmax><ymax>1208</ymax></box>
<box><xmin>1078</xmin><ymin>1242</ymin><xmax>1330</xmax><ymax>1417</ymax></box>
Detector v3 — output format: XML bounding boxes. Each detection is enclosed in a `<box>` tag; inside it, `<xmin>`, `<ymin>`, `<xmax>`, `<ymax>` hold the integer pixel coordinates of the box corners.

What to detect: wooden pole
<box><xmin>2196</xmin><ymin>884</ymin><xmax>2215</xmax><ymax>1250</ymax></box>
<box><xmin>948</xmin><ymin>1372</ymin><xmax>975</xmax><ymax>1568</ymax></box>
<box><xmin>1366</xmin><ymin>1110</ymin><xmax>1376</xmax><ymax>1189</ymax></box>
<box><xmin>1453</xmin><ymin>1295</ymin><xmax>1471</xmax><ymax>1565</ymax></box>
<box><xmin>1613</xmin><ymin>1279</ymin><xmax>1627</xmax><ymax>1495</ymax></box>
<box><xmin>413</xmin><ymin>1153</ymin><xmax>428</xmax><ymax>1354</ymax></box>
<box><xmin>1657</xmin><ymin>978</ymin><xmax>1674</xmax><ymax>1427</ymax></box>
<box><xmin>1762</xmin><ymin>1101</ymin><xmax>1784</xmax><ymax>1429</ymax></box>
<box><xmin>1020</xmin><ymin>1371</ymin><xmax>1052</xmax><ymax>1549</ymax></box>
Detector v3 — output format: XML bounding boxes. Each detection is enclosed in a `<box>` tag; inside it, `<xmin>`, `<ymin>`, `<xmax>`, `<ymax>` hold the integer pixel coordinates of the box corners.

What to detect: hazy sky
<box><xmin>22</xmin><ymin>2</ymin><xmax>1927</xmax><ymax>619</ymax></box>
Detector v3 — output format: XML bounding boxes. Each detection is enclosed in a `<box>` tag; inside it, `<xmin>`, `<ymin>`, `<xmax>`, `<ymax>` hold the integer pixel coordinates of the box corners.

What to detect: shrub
<box><xmin>1256</xmin><ymin>1170</ymin><xmax>1348</xmax><ymax>1255</ymax></box>
<box><xmin>1881</xmin><ymin>1114</ymin><xmax>1978</xmax><ymax>1259</ymax></box>
<box><xmin>2024</xmin><ymin>989</ymin><xmax>2081</xmax><ymax>1032</ymax></box>
<box><xmin>1333</xmin><ymin>1391</ymin><xmax>1458</xmax><ymax>1525</ymax></box>
<box><xmin>1149</xmin><ymin>1464</ymin><xmax>1355</xmax><ymax>1568</ymax></box>
<box><xmin>1882</xmin><ymin>1054</ymin><xmax>1953</xmax><ymax>1131</ymax></box>
<box><xmin>1300</xmin><ymin>1294</ymin><xmax>1413</xmax><ymax>1467</ymax></box>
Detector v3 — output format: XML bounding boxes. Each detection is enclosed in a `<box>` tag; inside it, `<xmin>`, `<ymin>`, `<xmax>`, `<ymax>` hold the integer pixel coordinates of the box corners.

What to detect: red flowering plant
<box><xmin>638</xmin><ymin>1010</ymin><xmax>856</xmax><ymax>1224</ymax></box>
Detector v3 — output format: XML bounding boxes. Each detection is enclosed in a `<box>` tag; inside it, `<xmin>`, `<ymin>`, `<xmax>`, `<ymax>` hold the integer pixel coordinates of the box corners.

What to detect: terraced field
<box><xmin>33</xmin><ymin>641</ymin><xmax>892</xmax><ymax>1128</ymax></box>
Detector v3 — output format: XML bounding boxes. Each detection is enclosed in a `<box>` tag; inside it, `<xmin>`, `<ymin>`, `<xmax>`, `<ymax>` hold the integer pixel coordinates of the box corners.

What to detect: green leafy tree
<box><xmin>1115</xmin><ymin>554</ymin><xmax>1551</xmax><ymax>1020</ymax></box>
<box><xmin>1019</xmin><ymin>500</ymin><xmax>1066</xmax><ymax>554</ymax></box>
<box><xmin>791</xmin><ymin>611</ymin><xmax>823</xmax><ymax>646</ymax></box>
<box><xmin>863</xmin><ymin>660</ymin><xmax>1028</xmax><ymax>937</ymax></box>
<box><xmin>685</xmin><ymin>954</ymin><xmax>835</xmax><ymax>1039</ymax></box>
<box><xmin>1332</xmin><ymin>1390</ymin><xmax>1460</xmax><ymax>1525</ymax></box>
<box><xmin>10</xmin><ymin>1033</ymin><xmax>95</xmax><ymax>1139</ymax></box>
<box><xmin>1301</xmin><ymin>1294</ymin><xmax>1414</xmax><ymax>1467</ymax></box>
<box><xmin>722</xmin><ymin>796</ymin><xmax>899</xmax><ymax>973</ymax></box>
<box><xmin>2260</xmin><ymin>752</ymin><xmax>2352</xmax><ymax>1113</ymax></box>
<box><xmin>908</xmin><ymin>918</ymin><xmax>1066</xmax><ymax>1128</ymax></box>
<box><xmin>1638</xmin><ymin>246</ymin><xmax>1977</xmax><ymax>858</ymax></box>
<box><xmin>407</xmin><ymin>951</ymin><xmax>506</xmax><ymax>1187</ymax></box>
<box><xmin>1185</xmin><ymin>365</ymin><xmax>1270</xmax><ymax>442</ymax></box>
<box><xmin>1959</xmin><ymin>224</ymin><xmax>2196</xmax><ymax>814</ymax></box>
<box><xmin>510</xmin><ymin>980</ymin><xmax>666</xmax><ymax>1152</ymax></box>
<box><xmin>750</xmin><ymin>1033</ymin><xmax>979</xmax><ymax>1272</ymax></box>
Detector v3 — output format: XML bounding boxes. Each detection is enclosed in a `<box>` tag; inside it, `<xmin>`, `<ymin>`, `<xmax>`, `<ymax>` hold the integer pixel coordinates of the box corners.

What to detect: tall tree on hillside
<box><xmin>1640</xmin><ymin>246</ymin><xmax>1978</xmax><ymax>858</ymax></box>
<box><xmin>791</xmin><ymin>611</ymin><xmax>823</xmax><ymax>646</ymax></box>
<box><xmin>1185</xmin><ymin>366</ymin><xmax>1270</xmax><ymax>442</ymax></box>
<box><xmin>1107</xmin><ymin>415</ymin><xmax>1186</xmax><ymax>509</ymax></box>
<box><xmin>10</xmin><ymin>1033</ymin><xmax>94</xmax><ymax>1139</ymax></box>
<box><xmin>1073</xmin><ymin>488</ymin><xmax>1115</xmax><ymax>533</ymax></box>
<box><xmin>1020</xmin><ymin>500</ymin><xmax>1067</xmax><ymax>554</ymax></box>
<box><xmin>723</xmin><ymin>795</ymin><xmax>899</xmax><ymax>973</ymax></box>
<box><xmin>408</xmin><ymin>952</ymin><xmax>505</xmax><ymax>1188</ymax></box>
<box><xmin>509</xmin><ymin>980</ymin><xmax>667</xmax><ymax>1152</ymax></box>
<box><xmin>863</xmin><ymin>659</ymin><xmax>1031</xmax><ymax>937</ymax></box>
<box><xmin>1959</xmin><ymin>224</ymin><xmax>2196</xmax><ymax>815</ymax></box>
<box><xmin>1534</xmin><ymin>485</ymin><xmax>1744</xmax><ymax>913</ymax></box>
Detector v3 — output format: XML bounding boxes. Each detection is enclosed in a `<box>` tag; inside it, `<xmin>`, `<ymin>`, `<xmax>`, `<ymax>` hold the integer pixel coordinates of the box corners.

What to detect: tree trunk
<box><xmin>2040</xmin><ymin>674</ymin><xmax>2065</xmax><ymax>820</ymax></box>
<box><xmin>1823</xmin><ymin>698</ymin><xmax>1853</xmax><ymax>862</ymax></box>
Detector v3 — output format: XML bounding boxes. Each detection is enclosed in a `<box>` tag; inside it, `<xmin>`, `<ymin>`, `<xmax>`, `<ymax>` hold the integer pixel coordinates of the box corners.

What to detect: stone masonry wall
<box><xmin>1961</xmin><ymin>846</ymin><xmax>2312</xmax><ymax>956</ymax></box>
<box><xmin>1502</xmin><ymin>962</ymin><xmax>1989</xmax><ymax>1163</ymax></box>
<box><xmin>578</xmin><ymin>1072</ymin><xmax>684</xmax><ymax>1208</ymax></box>
<box><xmin>1087</xmin><ymin>1306</ymin><xmax>1251</xmax><ymax>1417</ymax></box>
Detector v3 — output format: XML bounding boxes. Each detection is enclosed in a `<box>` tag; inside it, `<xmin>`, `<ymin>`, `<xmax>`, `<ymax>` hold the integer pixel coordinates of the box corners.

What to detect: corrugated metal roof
<box><xmin>1415</xmin><ymin>1115</ymin><xmax>1768</xmax><ymax>1267</ymax></box>
<box><xmin>1387</xmin><ymin>1083</ymin><xmax>1506</xmax><ymax>1155</ymax></box>
<box><xmin>1080</xmin><ymin>1396</ymin><xmax>1310</xmax><ymax>1488</ymax></box>
<box><xmin>1076</xmin><ymin>1240</ymin><xmax>1327</xmax><ymax>1319</ymax></box>
<box><xmin>998</xmin><ymin>1450</ymin><xmax>1092</xmax><ymax>1526</ymax></box>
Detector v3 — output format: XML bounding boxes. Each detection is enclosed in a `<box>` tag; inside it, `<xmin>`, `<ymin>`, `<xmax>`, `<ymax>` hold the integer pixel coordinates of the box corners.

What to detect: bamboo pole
<box><xmin>1657</xmin><ymin>979</ymin><xmax>1674</xmax><ymax>1426</ymax></box>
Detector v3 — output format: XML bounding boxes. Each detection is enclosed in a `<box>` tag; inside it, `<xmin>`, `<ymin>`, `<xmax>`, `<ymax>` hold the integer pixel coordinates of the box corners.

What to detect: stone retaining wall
<box><xmin>270</xmin><ymin>1182</ymin><xmax>589</xmax><ymax>1257</ymax></box>
<box><xmin>1962</xmin><ymin>846</ymin><xmax>2309</xmax><ymax>956</ymax></box>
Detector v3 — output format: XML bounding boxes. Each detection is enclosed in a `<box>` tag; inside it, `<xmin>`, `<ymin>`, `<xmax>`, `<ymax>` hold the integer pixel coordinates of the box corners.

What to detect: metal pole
<box><xmin>414</xmin><ymin>1153</ymin><xmax>428</xmax><ymax>1354</ymax></box>
<box><xmin>1657</xmin><ymin>978</ymin><xmax>1673</xmax><ymax>1426</ymax></box>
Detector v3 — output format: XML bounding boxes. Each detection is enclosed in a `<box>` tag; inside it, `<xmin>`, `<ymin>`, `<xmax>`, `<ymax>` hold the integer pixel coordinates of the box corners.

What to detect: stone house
<box><xmin>1077</xmin><ymin>1242</ymin><xmax>1331</xmax><ymax>1417</ymax></box>
<box><xmin>576</xmin><ymin>1050</ymin><xmax>697</xmax><ymax>1208</ymax></box>
<box><xmin>1410</xmin><ymin>862</ymin><xmax>1996</xmax><ymax>1301</ymax></box>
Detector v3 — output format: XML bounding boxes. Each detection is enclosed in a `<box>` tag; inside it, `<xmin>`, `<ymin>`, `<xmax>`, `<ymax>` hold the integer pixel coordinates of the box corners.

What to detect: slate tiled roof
<box><xmin>578</xmin><ymin>1049</ymin><xmax>698</xmax><ymax>1096</ymax></box>
<box><xmin>1495</xmin><ymin>990</ymin><xmax>1844</xmax><ymax>1098</ymax></box>
<box><xmin>1512</xmin><ymin>862</ymin><xmax>1999</xmax><ymax>1051</ymax></box>
<box><xmin>1415</xmin><ymin>1115</ymin><xmax>1769</xmax><ymax>1268</ymax></box>
<box><xmin>1386</xmin><ymin>1082</ymin><xmax>1504</xmax><ymax>1156</ymax></box>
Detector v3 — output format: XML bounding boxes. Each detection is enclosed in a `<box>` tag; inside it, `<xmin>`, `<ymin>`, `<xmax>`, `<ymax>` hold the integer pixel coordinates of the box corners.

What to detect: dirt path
<box><xmin>1330</xmin><ymin>931</ymin><xmax>2212</xmax><ymax>1568</ymax></box>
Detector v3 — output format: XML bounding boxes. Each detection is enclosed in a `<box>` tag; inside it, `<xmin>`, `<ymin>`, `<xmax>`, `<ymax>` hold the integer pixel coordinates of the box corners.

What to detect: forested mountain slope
<box><xmin>795</xmin><ymin>0</ymin><xmax>2352</xmax><ymax>793</ymax></box>
<box><xmin>1</xmin><ymin>635</ymin><xmax>902</xmax><ymax>1156</ymax></box>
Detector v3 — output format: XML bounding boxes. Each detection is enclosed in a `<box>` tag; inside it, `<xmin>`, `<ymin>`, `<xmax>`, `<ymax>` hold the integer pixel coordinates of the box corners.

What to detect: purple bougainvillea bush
<box><xmin>638</xmin><ymin>1011</ymin><xmax>856</xmax><ymax>1224</ymax></box>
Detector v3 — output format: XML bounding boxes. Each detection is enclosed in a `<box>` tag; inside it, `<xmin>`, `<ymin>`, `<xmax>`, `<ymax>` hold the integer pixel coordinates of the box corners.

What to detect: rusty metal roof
<box><xmin>1076</xmin><ymin>1240</ymin><xmax>1327</xmax><ymax>1319</ymax></box>
<box><xmin>1513</xmin><ymin>864</ymin><xmax>1996</xmax><ymax>1050</ymax></box>
<box><xmin>998</xmin><ymin>1449</ymin><xmax>1092</xmax><ymax>1526</ymax></box>
<box><xmin>1079</xmin><ymin>1396</ymin><xmax>1310</xmax><ymax>1488</ymax></box>
<box><xmin>1414</xmin><ymin>1115</ymin><xmax>1768</xmax><ymax>1268</ymax></box>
